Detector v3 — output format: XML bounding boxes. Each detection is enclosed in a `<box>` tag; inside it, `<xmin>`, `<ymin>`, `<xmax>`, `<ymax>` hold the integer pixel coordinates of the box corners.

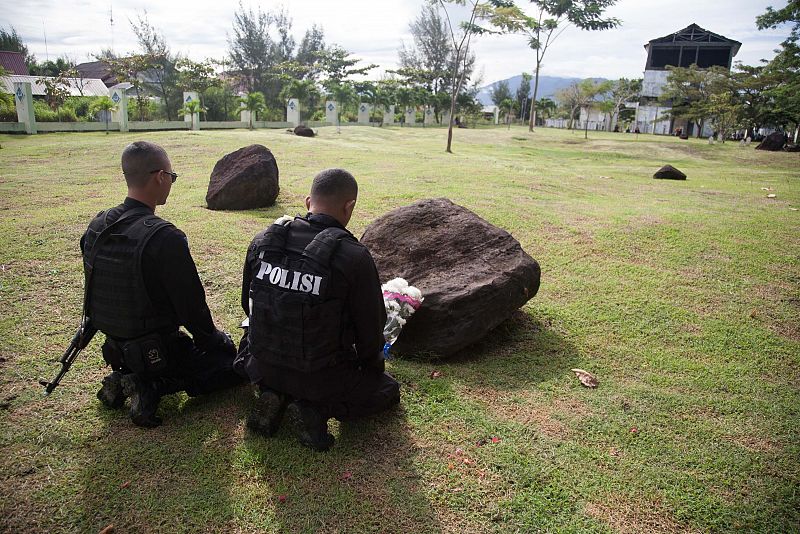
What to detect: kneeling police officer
<box><xmin>83</xmin><ymin>141</ymin><xmax>243</xmax><ymax>427</ymax></box>
<box><xmin>239</xmin><ymin>168</ymin><xmax>400</xmax><ymax>451</ymax></box>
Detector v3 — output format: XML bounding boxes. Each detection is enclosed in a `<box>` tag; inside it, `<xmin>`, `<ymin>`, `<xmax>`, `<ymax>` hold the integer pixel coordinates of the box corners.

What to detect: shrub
<box><xmin>57</xmin><ymin>107</ymin><xmax>78</xmax><ymax>122</ymax></box>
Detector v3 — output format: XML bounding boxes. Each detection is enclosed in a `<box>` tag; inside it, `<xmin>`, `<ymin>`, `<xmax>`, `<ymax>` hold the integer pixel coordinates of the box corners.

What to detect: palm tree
<box><xmin>239</xmin><ymin>91</ymin><xmax>266</xmax><ymax>130</ymax></box>
<box><xmin>396</xmin><ymin>87</ymin><xmax>414</xmax><ymax>127</ymax></box>
<box><xmin>89</xmin><ymin>96</ymin><xmax>118</xmax><ymax>134</ymax></box>
<box><xmin>178</xmin><ymin>100</ymin><xmax>207</xmax><ymax>130</ymax></box>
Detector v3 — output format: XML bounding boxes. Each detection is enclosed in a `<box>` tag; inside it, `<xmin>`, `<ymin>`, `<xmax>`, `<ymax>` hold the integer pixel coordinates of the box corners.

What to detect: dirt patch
<box><xmin>463</xmin><ymin>386</ymin><xmax>592</xmax><ymax>439</ymax></box>
<box><xmin>584</xmin><ymin>496</ymin><xmax>700</xmax><ymax>533</ymax></box>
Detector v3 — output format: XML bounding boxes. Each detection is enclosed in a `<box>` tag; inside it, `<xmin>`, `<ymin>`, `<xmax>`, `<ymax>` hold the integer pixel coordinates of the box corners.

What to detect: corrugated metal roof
<box><xmin>0</xmin><ymin>51</ymin><xmax>29</xmax><ymax>75</ymax></box>
<box><xmin>0</xmin><ymin>75</ymin><xmax>110</xmax><ymax>97</ymax></box>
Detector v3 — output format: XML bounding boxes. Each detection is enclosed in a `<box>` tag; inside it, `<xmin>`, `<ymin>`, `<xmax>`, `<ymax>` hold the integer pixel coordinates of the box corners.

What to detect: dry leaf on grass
<box><xmin>99</xmin><ymin>525</ymin><xmax>114</xmax><ymax>534</ymax></box>
<box><xmin>430</xmin><ymin>370</ymin><xmax>442</xmax><ymax>379</ymax></box>
<box><xmin>120</xmin><ymin>481</ymin><xmax>130</xmax><ymax>489</ymax></box>
<box><xmin>767</xmin><ymin>194</ymin><xmax>777</xmax><ymax>198</ymax></box>
<box><xmin>570</xmin><ymin>368</ymin><xmax>599</xmax><ymax>388</ymax></box>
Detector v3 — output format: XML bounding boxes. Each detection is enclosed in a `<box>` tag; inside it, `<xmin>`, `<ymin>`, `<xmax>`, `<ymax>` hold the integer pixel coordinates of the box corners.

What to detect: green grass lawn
<box><xmin>0</xmin><ymin>125</ymin><xmax>798</xmax><ymax>533</ymax></box>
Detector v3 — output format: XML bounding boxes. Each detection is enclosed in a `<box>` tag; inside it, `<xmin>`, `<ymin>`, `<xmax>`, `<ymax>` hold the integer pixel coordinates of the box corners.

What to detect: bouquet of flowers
<box><xmin>382</xmin><ymin>278</ymin><xmax>424</xmax><ymax>359</ymax></box>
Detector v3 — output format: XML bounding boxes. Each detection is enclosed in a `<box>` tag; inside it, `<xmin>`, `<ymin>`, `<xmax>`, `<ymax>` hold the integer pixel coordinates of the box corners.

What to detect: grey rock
<box><xmin>206</xmin><ymin>145</ymin><xmax>279</xmax><ymax>210</ymax></box>
<box><xmin>653</xmin><ymin>164</ymin><xmax>687</xmax><ymax>180</ymax></box>
<box><xmin>361</xmin><ymin>198</ymin><xmax>541</xmax><ymax>357</ymax></box>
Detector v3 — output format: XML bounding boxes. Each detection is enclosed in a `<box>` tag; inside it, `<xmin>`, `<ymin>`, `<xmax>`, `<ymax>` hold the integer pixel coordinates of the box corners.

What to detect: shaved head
<box><xmin>310</xmin><ymin>168</ymin><xmax>358</xmax><ymax>203</ymax></box>
<box><xmin>121</xmin><ymin>141</ymin><xmax>169</xmax><ymax>188</ymax></box>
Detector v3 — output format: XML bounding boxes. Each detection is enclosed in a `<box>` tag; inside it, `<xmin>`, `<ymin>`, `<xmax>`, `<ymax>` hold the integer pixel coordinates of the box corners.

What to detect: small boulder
<box><xmin>206</xmin><ymin>145</ymin><xmax>279</xmax><ymax>210</ymax></box>
<box><xmin>294</xmin><ymin>125</ymin><xmax>316</xmax><ymax>137</ymax></box>
<box><xmin>783</xmin><ymin>143</ymin><xmax>800</xmax><ymax>153</ymax></box>
<box><xmin>653</xmin><ymin>165</ymin><xmax>687</xmax><ymax>180</ymax></box>
<box><xmin>756</xmin><ymin>132</ymin><xmax>787</xmax><ymax>151</ymax></box>
<box><xmin>361</xmin><ymin>198</ymin><xmax>541</xmax><ymax>356</ymax></box>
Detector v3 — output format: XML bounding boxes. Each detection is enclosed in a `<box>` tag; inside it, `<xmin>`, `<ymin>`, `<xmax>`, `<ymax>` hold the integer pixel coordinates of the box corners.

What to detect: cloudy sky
<box><xmin>1</xmin><ymin>0</ymin><xmax>792</xmax><ymax>84</ymax></box>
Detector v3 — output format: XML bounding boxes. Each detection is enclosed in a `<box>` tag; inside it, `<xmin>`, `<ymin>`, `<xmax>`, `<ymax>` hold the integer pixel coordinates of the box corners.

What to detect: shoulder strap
<box><xmin>302</xmin><ymin>227</ymin><xmax>351</xmax><ymax>268</ymax></box>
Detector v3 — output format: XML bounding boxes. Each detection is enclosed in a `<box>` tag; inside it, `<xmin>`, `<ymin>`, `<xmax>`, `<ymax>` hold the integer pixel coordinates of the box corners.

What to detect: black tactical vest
<box><xmin>83</xmin><ymin>207</ymin><xmax>177</xmax><ymax>340</ymax></box>
<box><xmin>248</xmin><ymin>218</ymin><xmax>355</xmax><ymax>373</ymax></box>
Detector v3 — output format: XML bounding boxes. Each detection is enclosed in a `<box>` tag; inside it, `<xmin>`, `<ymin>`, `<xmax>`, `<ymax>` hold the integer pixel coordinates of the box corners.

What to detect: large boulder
<box><xmin>653</xmin><ymin>164</ymin><xmax>687</xmax><ymax>180</ymax></box>
<box><xmin>756</xmin><ymin>132</ymin><xmax>786</xmax><ymax>151</ymax></box>
<box><xmin>206</xmin><ymin>145</ymin><xmax>279</xmax><ymax>210</ymax></box>
<box><xmin>361</xmin><ymin>198</ymin><xmax>541</xmax><ymax>356</ymax></box>
<box><xmin>294</xmin><ymin>125</ymin><xmax>316</xmax><ymax>137</ymax></box>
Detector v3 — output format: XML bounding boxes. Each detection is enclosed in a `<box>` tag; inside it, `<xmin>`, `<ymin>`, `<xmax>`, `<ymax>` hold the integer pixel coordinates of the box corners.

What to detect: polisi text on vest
<box><xmin>255</xmin><ymin>257</ymin><xmax>323</xmax><ymax>295</ymax></box>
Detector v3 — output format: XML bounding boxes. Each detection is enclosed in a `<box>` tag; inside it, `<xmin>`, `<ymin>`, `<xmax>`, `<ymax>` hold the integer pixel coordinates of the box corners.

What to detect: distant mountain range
<box><xmin>476</xmin><ymin>74</ymin><xmax>608</xmax><ymax>106</ymax></box>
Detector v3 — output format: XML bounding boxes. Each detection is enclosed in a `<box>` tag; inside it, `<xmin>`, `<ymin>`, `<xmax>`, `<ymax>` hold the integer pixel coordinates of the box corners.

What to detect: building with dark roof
<box><xmin>0</xmin><ymin>51</ymin><xmax>29</xmax><ymax>75</ymax></box>
<box><xmin>636</xmin><ymin>24</ymin><xmax>741</xmax><ymax>136</ymax></box>
<box><xmin>75</xmin><ymin>60</ymin><xmax>119</xmax><ymax>87</ymax></box>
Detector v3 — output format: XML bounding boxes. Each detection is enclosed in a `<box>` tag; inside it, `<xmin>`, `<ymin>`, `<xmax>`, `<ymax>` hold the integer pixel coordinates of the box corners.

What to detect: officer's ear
<box><xmin>304</xmin><ymin>195</ymin><xmax>311</xmax><ymax>211</ymax></box>
<box><xmin>343</xmin><ymin>198</ymin><xmax>356</xmax><ymax>218</ymax></box>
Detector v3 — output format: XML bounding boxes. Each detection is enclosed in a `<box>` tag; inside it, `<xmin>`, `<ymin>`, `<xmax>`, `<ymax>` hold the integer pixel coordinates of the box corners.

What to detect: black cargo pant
<box><xmin>313</xmin><ymin>371</ymin><xmax>400</xmax><ymax>421</ymax></box>
<box><xmin>103</xmin><ymin>330</ymin><xmax>244</xmax><ymax>396</ymax></box>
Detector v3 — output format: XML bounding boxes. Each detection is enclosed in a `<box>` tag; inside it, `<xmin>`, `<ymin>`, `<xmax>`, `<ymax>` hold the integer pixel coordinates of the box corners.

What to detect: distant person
<box><xmin>239</xmin><ymin>168</ymin><xmax>400</xmax><ymax>451</ymax></box>
<box><xmin>634</xmin><ymin>127</ymin><xmax>641</xmax><ymax>134</ymax></box>
<box><xmin>82</xmin><ymin>141</ymin><xmax>243</xmax><ymax>427</ymax></box>
<box><xmin>613</xmin><ymin>124</ymin><xmax>620</xmax><ymax>132</ymax></box>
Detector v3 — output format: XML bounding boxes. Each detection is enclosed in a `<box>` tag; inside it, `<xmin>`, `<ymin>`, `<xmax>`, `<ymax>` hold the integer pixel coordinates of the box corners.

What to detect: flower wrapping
<box><xmin>382</xmin><ymin>278</ymin><xmax>423</xmax><ymax>358</ymax></box>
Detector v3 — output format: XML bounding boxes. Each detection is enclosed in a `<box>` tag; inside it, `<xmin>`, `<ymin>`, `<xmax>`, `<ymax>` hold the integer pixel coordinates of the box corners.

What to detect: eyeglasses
<box><xmin>150</xmin><ymin>169</ymin><xmax>178</xmax><ymax>183</ymax></box>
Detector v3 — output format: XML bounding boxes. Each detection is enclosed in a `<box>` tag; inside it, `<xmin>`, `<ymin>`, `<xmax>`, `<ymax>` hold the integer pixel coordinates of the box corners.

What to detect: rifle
<box><xmin>40</xmin><ymin>318</ymin><xmax>98</xmax><ymax>395</ymax></box>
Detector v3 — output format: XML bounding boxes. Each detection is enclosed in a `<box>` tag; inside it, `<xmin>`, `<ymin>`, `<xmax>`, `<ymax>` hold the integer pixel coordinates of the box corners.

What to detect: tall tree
<box><xmin>176</xmin><ymin>58</ymin><xmax>221</xmax><ymax>108</ymax></box>
<box><xmin>130</xmin><ymin>13</ymin><xmax>180</xmax><ymax>120</ymax></box>
<box><xmin>295</xmin><ymin>25</ymin><xmax>326</xmax><ymax>80</ymax></box>
<box><xmin>399</xmin><ymin>5</ymin><xmax>453</xmax><ymax>94</ymax></box>
<box><xmin>228</xmin><ymin>2</ymin><xmax>274</xmax><ymax>94</ymax></box>
<box><xmin>659</xmin><ymin>65</ymin><xmax>730</xmax><ymax>138</ymax></box>
<box><xmin>490</xmin><ymin>80</ymin><xmax>513</xmax><ymax>106</ymax></box>
<box><xmin>605</xmin><ymin>77</ymin><xmax>641</xmax><ymax>131</ymax></box>
<box><xmin>517</xmin><ymin>0</ymin><xmax>620</xmax><ymax>132</ymax></box>
<box><xmin>437</xmin><ymin>0</ymin><xmax>519</xmax><ymax>153</ymax></box>
<box><xmin>515</xmin><ymin>72</ymin><xmax>532</xmax><ymax>120</ymax></box>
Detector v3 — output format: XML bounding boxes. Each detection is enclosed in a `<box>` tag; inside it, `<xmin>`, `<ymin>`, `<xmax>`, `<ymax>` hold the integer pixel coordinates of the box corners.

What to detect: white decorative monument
<box><xmin>357</xmin><ymin>102</ymin><xmax>371</xmax><ymax>125</ymax></box>
<box><xmin>287</xmin><ymin>98</ymin><xmax>300</xmax><ymax>126</ymax></box>
<box><xmin>183</xmin><ymin>92</ymin><xmax>200</xmax><ymax>130</ymax></box>
<box><xmin>493</xmin><ymin>107</ymin><xmax>500</xmax><ymax>125</ymax></box>
<box><xmin>325</xmin><ymin>101</ymin><xmax>337</xmax><ymax>125</ymax></box>
<box><xmin>382</xmin><ymin>105</ymin><xmax>395</xmax><ymax>126</ymax></box>
<box><xmin>109</xmin><ymin>85</ymin><xmax>128</xmax><ymax>132</ymax></box>
<box><xmin>13</xmin><ymin>82</ymin><xmax>35</xmax><ymax>134</ymax></box>
<box><xmin>404</xmin><ymin>107</ymin><xmax>416</xmax><ymax>125</ymax></box>
<box><xmin>424</xmin><ymin>106</ymin><xmax>435</xmax><ymax>125</ymax></box>
<box><xmin>441</xmin><ymin>109</ymin><xmax>451</xmax><ymax>126</ymax></box>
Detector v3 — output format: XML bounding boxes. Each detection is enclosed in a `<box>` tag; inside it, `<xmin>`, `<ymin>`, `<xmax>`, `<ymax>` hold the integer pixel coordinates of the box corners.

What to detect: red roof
<box><xmin>0</xmin><ymin>51</ymin><xmax>29</xmax><ymax>75</ymax></box>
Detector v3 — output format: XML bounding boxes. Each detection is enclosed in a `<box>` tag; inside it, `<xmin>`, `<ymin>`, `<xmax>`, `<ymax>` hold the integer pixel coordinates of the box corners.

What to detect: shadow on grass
<box><xmin>75</xmin><ymin>385</ymin><xmax>251</xmax><ymax>532</ymax></box>
<box><xmin>75</xmin><ymin>383</ymin><xmax>440</xmax><ymax>532</ymax></box>
<box><xmin>239</xmin><ymin>405</ymin><xmax>442</xmax><ymax>532</ymax></box>
<box><xmin>399</xmin><ymin>310</ymin><xmax>578</xmax><ymax>392</ymax></box>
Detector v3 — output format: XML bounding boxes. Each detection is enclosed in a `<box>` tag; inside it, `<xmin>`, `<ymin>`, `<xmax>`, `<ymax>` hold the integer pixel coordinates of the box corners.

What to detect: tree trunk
<box><xmin>528</xmin><ymin>63</ymin><xmax>541</xmax><ymax>132</ymax></box>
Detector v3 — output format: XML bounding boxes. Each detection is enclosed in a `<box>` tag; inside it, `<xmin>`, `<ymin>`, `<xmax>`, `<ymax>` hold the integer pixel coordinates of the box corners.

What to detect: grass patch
<box><xmin>1</xmin><ymin>126</ymin><xmax>798</xmax><ymax>532</ymax></box>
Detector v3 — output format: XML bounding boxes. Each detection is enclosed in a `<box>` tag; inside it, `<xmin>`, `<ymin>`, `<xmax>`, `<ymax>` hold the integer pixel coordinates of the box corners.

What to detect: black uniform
<box><xmin>81</xmin><ymin>197</ymin><xmax>242</xmax><ymax>396</ymax></box>
<box><xmin>240</xmin><ymin>213</ymin><xmax>399</xmax><ymax>420</ymax></box>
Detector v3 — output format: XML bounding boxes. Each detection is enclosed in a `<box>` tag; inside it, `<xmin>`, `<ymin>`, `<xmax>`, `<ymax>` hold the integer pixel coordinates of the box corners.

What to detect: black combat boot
<box><xmin>285</xmin><ymin>401</ymin><xmax>335</xmax><ymax>452</ymax></box>
<box><xmin>121</xmin><ymin>374</ymin><xmax>162</xmax><ymax>428</ymax></box>
<box><xmin>247</xmin><ymin>388</ymin><xmax>289</xmax><ymax>437</ymax></box>
<box><xmin>96</xmin><ymin>371</ymin><xmax>126</xmax><ymax>409</ymax></box>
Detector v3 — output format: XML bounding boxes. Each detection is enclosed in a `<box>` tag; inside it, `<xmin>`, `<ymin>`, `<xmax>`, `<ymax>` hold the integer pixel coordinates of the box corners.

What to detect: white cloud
<box><xmin>0</xmin><ymin>0</ymin><xmax>792</xmax><ymax>83</ymax></box>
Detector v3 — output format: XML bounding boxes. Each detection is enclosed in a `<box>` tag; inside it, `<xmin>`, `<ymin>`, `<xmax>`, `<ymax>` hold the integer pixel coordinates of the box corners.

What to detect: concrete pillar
<box><xmin>404</xmin><ymin>107</ymin><xmax>416</xmax><ymax>125</ymax></box>
<box><xmin>493</xmin><ymin>107</ymin><xmax>499</xmax><ymax>125</ymax></box>
<box><xmin>240</xmin><ymin>100</ymin><xmax>252</xmax><ymax>126</ymax></box>
<box><xmin>13</xmin><ymin>82</ymin><xmax>36</xmax><ymax>134</ymax></box>
<box><xmin>424</xmin><ymin>106</ymin><xmax>435</xmax><ymax>125</ymax></box>
<box><xmin>357</xmin><ymin>102</ymin><xmax>371</xmax><ymax>125</ymax></box>
<box><xmin>325</xmin><ymin>101</ymin><xmax>337</xmax><ymax>124</ymax></box>
<box><xmin>287</xmin><ymin>98</ymin><xmax>300</xmax><ymax>126</ymax></box>
<box><xmin>441</xmin><ymin>110</ymin><xmax>451</xmax><ymax>126</ymax></box>
<box><xmin>109</xmin><ymin>86</ymin><xmax>128</xmax><ymax>132</ymax></box>
<box><xmin>382</xmin><ymin>105</ymin><xmax>395</xmax><ymax>126</ymax></box>
<box><xmin>183</xmin><ymin>92</ymin><xmax>200</xmax><ymax>130</ymax></box>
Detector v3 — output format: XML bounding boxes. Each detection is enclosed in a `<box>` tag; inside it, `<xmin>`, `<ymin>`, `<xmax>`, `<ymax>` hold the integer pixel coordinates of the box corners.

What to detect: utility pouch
<box><xmin>101</xmin><ymin>339</ymin><xmax>125</xmax><ymax>370</ymax></box>
<box><xmin>121</xmin><ymin>333</ymin><xmax>169</xmax><ymax>375</ymax></box>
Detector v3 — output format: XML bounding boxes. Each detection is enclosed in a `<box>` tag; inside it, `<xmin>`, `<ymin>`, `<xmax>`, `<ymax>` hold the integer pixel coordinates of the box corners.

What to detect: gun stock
<box><xmin>41</xmin><ymin>319</ymin><xmax>97</xmax><ymax>395</ymax></box>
